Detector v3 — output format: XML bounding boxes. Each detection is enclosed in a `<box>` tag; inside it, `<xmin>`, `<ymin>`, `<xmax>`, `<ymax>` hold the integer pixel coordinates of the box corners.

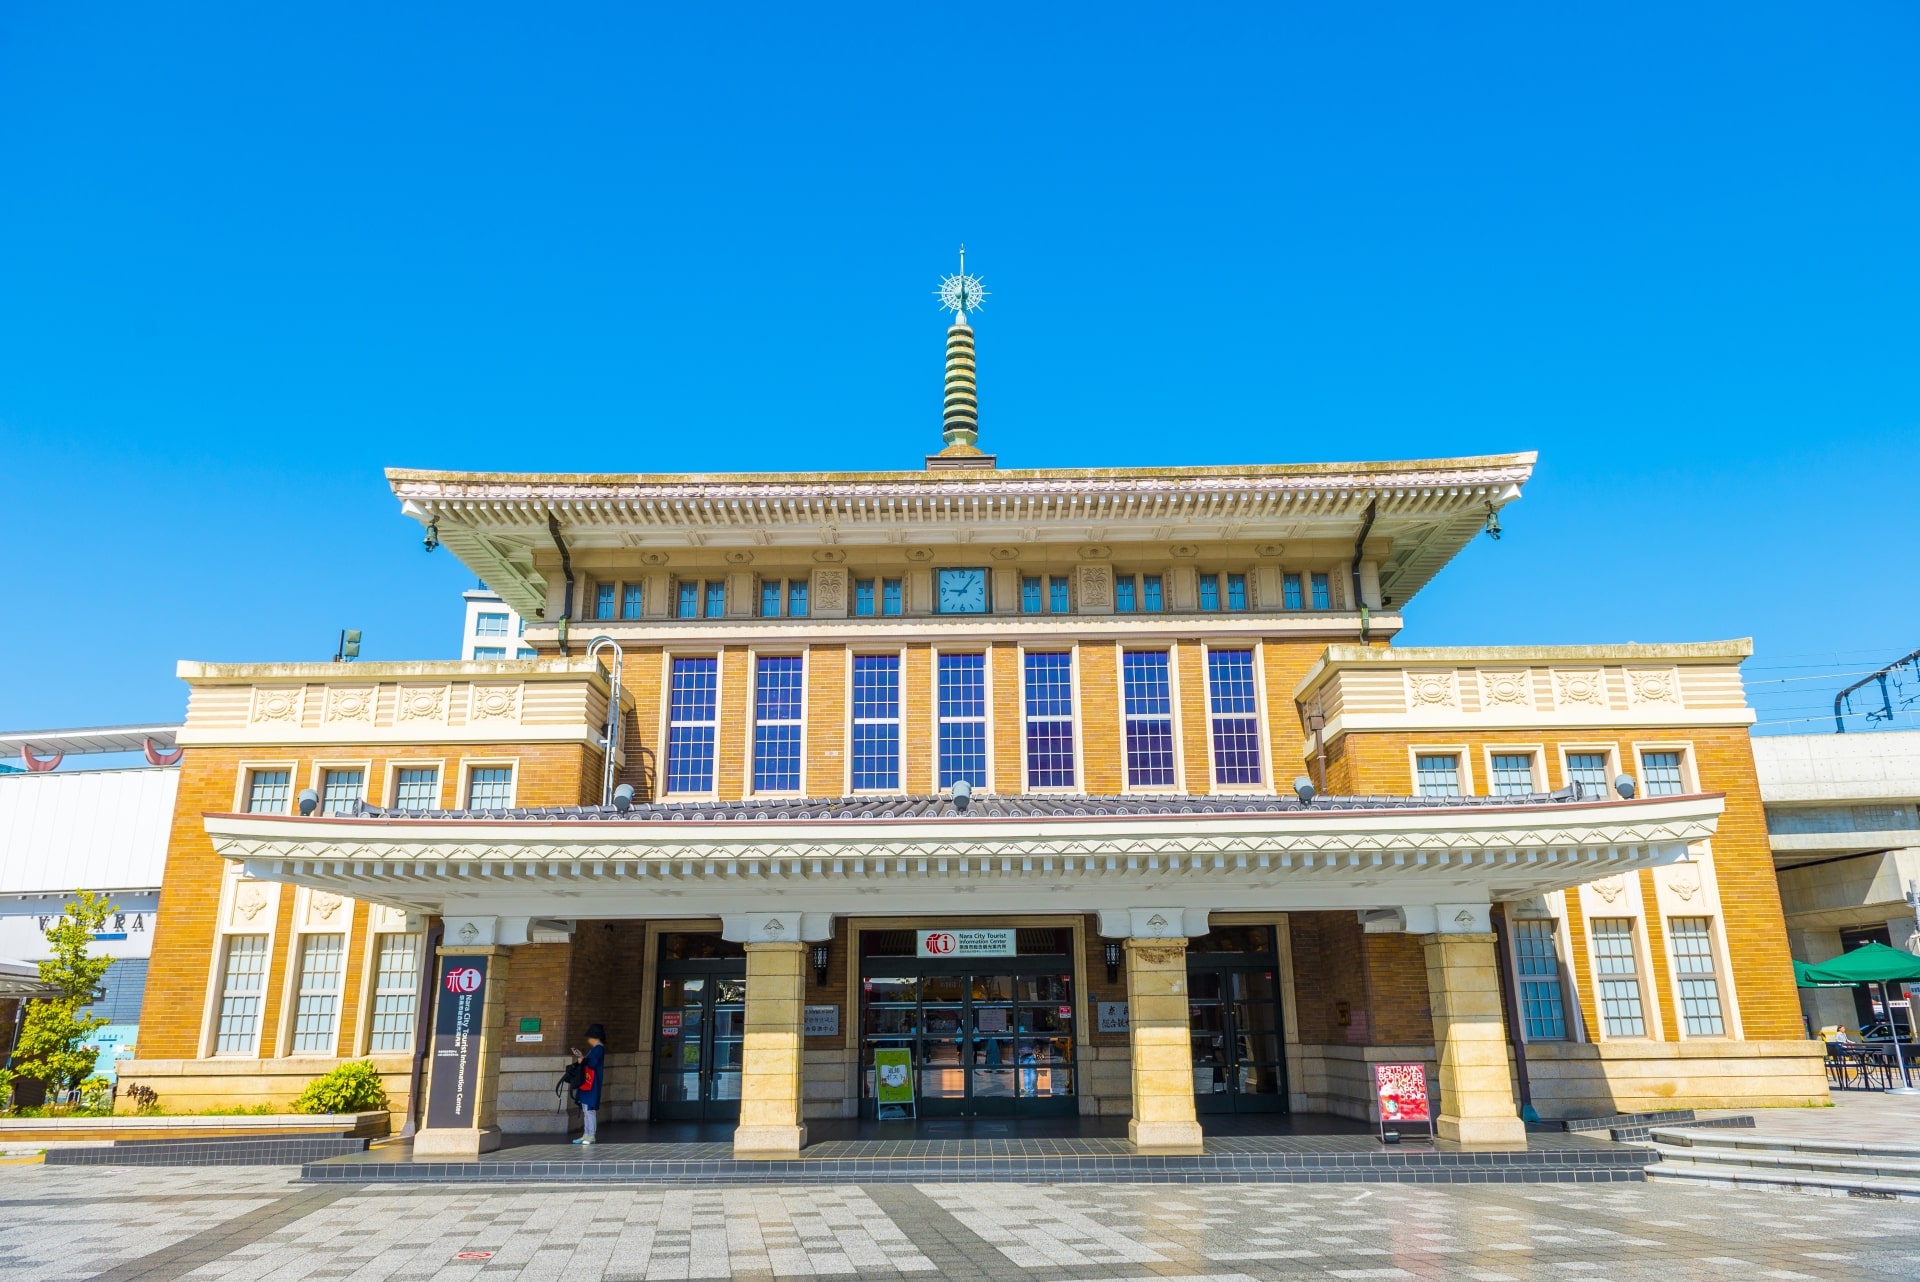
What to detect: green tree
<box><xmin>12</xmin><ymin>892</ymin><xmax>115</xmax><ymax>1099</ymax></box>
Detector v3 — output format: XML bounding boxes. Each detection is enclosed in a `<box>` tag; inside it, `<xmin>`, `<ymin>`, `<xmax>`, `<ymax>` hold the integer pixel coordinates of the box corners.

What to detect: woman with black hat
<box><xmin>570</xmin><ymin>1024</ymin><xmax>606</xmax><ymax>1145</ymax></box>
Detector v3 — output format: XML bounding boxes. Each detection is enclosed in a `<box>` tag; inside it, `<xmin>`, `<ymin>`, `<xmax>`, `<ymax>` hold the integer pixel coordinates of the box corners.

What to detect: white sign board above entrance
<box><xmin>917</xmin><ymin>929</ymin><xmax>1015</xmax><ymax>958</ymax></box>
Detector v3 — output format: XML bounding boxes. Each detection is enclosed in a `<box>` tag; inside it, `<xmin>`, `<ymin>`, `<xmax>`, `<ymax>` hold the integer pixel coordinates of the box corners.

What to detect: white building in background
<box><xmin>0</xmin><ymin>726</ymin><xmax>182</xmax><ymax>1082</ymax></box>
<box><xmin>1755</xmin><ymin>730</ymin><xmax>1920</xmax><ymax>1034</ymax></box>
<box><xmin>460</xmin><ymin>586</ymin><xmax>536</xmax><ymax>661</ymax></box>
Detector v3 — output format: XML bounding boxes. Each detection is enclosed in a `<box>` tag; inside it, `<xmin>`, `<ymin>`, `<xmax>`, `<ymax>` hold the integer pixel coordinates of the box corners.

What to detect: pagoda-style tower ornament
<box><xmin>928</xmin><ymin>246</ymin><xmax>996</xmax><ymax>469</ymax></box>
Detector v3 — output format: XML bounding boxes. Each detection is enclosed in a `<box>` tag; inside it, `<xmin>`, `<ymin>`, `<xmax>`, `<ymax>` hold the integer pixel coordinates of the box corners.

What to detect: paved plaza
<box><xmin>2</xmin><ymin>1163</ymin><xmax>1918</xmax><ymax>1282</ymax></box>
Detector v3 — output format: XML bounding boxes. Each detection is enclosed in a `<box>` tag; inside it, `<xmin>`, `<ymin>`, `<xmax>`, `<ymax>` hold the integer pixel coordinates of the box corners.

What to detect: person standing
<box><xmin>570</xmin><ymin>1023</ymin><xmax>606</xmax><ymax>1145</ymax></box>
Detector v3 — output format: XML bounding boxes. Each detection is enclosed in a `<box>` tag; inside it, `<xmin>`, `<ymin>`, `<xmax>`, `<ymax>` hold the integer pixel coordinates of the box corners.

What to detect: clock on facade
<box><xmin>936</xmin><ymin>568</ymin><xmax>989</xmax><ymax>614</ymax></box>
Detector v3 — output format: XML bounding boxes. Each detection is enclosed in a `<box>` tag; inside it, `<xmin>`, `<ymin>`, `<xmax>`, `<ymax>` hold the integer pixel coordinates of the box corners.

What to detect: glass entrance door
<box><xmin>1187</xmin><ymin>925</ymin><xmax>1287</xmax><ymax>1114</ymax></box>
<box><xmin>861</xmin><ymin>970</ymin><xmax>1076</xmax><ymax>1117</ymax></box>
<box><xmin>652</xmin><ymin>954</ymin><xmax>746</xmax><ymax>1122</ymax></box>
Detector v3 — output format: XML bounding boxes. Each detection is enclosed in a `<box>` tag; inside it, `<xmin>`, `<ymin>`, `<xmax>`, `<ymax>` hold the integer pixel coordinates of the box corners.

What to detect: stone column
<box><xmin>1421</xmin><ymin>931</ymin><xmax>1526</xmax><ymax>1145</ymax></box>
<box><xmin>1125</xmin><ymin>938</ymin><xmax>1204</xmax><ymax>1154</ymax></box>
<box><xmin>734</xmin><ymin>940</ymin><xmax>809</xmax><ymax>1157</ymax></box>
<box><xmin>414</xmin><ymin>941</ymin><xmax>511</xmax><ymax>1158</ymax></box>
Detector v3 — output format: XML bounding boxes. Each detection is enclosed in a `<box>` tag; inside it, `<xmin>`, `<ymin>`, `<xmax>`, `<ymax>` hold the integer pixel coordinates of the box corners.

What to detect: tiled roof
<box><xmin>349</xmin><ymin>786</ymin><xmax>1613</xmax><ymax>823</ymax></box>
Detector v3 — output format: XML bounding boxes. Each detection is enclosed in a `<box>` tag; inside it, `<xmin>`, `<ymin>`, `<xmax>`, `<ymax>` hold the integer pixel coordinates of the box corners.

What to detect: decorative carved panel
<box><xmin>249</xmin><ymin>686</ymin><xmax>305</xmax><ymax>726</ymax></box>
<box><xmin>1552</xmin><ymin>669</ymin><xmax>1608</xmax><ymax>709</ymax></box>
<box><xmin>469</xmin><ymin>684</ymin><xmax>522</xmax><ymax>723</ymax></box>
<box><xmin>1405</xmin><ymin>670</ymin><xmax>1458</xmax><ymax>710</ymax></box>
<box><xmin>1478</xmin><ymin>669</ymin><xmax>1533</xmax><ymax>710</ymax></box>
<box><xmin>231</xmin><ymin>880</ymin><xmax>272</xmax><ymax>926</ymax></box>
<box><xmin>811</xmin><ymin>566</ymin><xmax>848</xmax><ymax>616</ymax></box>
<box><xmin>1625</xmin><ymin>667</ymin><xmax>1682</xmax><ymax>707</ymax></box>
<box><xmin>395</xmin><ymin>684</ymin><xmax>450</xmax><ymax>724</ymax></box>
<box><xmin>1590</xmin><ymin>874</ymin><xmax>1628</xmax><ymax>904</ymax></box>
<box><xmin>1076</xmin><ymin>564</ymin><xmax>1113</xmax><ymax>614</ymax></box>
<box><xmin>323</xmin><ymin>685</ymin><xmax>375</xmax><ymax>725</ymax></box>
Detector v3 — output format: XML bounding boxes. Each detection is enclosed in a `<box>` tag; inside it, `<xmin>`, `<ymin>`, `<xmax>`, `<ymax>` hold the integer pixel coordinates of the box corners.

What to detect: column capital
<box><xmin>1096</xmin><ymin>908</ymin><xmax>1210</xmax><ymax>939</ymax></box>
<box><xmin>722</xmin><ymin>912</ymin><xmax>834</xmax><ymax>943</ymax></box>
<box><xmin>1418</xmin><ymin>932</ymin><xmax>1498</xmax><ymax>946</ymax></box>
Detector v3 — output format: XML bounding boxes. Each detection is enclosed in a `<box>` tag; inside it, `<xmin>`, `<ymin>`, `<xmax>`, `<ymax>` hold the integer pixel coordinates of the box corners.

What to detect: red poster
<box><xmin>1373</xmin><ymin>1062</ymin><xmax>1431</xmax><ymax>1124</ymax></box>
<box><xmin>662</xmin><ymin>1011</ymin><xmax>682</xmax><ymax>1037</ymax></box>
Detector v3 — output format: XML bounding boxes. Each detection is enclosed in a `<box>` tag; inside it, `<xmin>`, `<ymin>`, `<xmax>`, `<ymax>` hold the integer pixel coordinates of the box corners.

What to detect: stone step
<box><xmin>1645</xmin><ymin>1127</ymin><xmax>1920</xmax><ymax>1200</ymax></box>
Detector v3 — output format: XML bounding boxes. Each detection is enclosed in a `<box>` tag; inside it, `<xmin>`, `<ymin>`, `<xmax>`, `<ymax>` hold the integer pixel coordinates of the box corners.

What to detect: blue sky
<box><xmin>2</xmin><ymin>3</ymin><xmax>1915</xmax><ymax>736</ymax></box>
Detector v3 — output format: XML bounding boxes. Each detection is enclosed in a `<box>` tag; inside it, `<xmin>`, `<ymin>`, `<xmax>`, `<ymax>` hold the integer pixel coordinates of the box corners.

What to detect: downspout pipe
<box><xmin>547</xmin><ymin>512</ymin><xmax>575</xmax><ymax>657</ymax></box>
<box><xmin>1350</xmin><ymin>498</ymin><xmax>1377</xmax><ymax>642</ymax></box>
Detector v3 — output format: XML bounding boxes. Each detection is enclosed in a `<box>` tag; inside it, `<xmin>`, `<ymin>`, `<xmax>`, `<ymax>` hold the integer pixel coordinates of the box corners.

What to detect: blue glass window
<box><xmin>1566</xmin><ymin>751</ymin><xmax>1610</xmax><ymax>799</ymax></box>
<box><xmin>1226</xmin><ymin>574</ymin><xmax>1247</xmax><ymax>611</ymax></box>
<box><xmin>1206</xmin><ymin>650</ymin><xmax>1262</xmax><ymax>785</ymax></box>
<box><xmin>472</xmin><ymin>646</ymin><xmax>506</xmax><ymax>659</ymax></box>
<box><xmin>467</xmin><ymin>767</ymin><xmax>514</xmax><ymax>809</ymax></box>
<box><xmin>677</xmin><ymin>581</ymin><xmax>700</xmax><ymax>619</ymax></box>
<box><xmin>1282</xmin><ymin>573</ymin><xmax>1303</xmax><ymax>610</ymax></box>
<box><xmin>1198</xmin><ymin>574</ymin><xmax>1220</xmax><ymax>612</ymax></box>
<box><xmin>321</xmin><ymin>768</ymin><xmax>365</xmax><ymax>816</ymax></box>
<box><xmin>394</xmin><ymin>767</ymin><xmax>438</xmax><ymax>811</ymax></box>
<box><xmin>882</xmin><ymin>579</ymin><xmax>903</xmax><ymax>616</ymax></box>
<box><xmin>1122</xmin><ymin>651</ymin><xmax>1176</xmax><ymax>788</ymax></box>
<box><xmin>1021</xmin><ymin>576</ymin><xmax>1042</xmax><ymax>613</ymax></box>
<box><xmin>517</xmin><ymin>647</ymin><xmax>536</xmax><ymax>659</ymax></box>
<box><xmin>1514</xmin><ymin>919</ymin><xmax>1568</xmax><ymax>1040</ymax></box>
<box><xmin>621</xmin><ymin>583</ymin><xmax>644</xmax><ymax>620</ymax></box>
<box><xmin>1024</xmin><ymin>653</ymin><xmax>1076</xmax><ymax>788</ymax></box>
<box><xmin>1642</xmin><ymin>750</ymin><xmax>1686</xmax><ymax>796</ymax></box>
<box><xmin>762</xmin><ymin>582</ymin><xmax>782</xmax><ymax>617</ymax></box>
<box><xmin>753</xmin><ymin>656</ymin><xmax>804</xmax><ymax>792</ymax></box>
<box><xmin>1490</xmin><ymin>753</ymin><xmax>1535</xmax><ymax>796</ymax></box>
<box><xmin>851</xmin><ymin>654</ymin><xmax>901</xmax><ymax>791</ymax></box>
<box><xmin>475</xmin><ymin>612</ymin><xmax>510</xmax><ymax>638</ymax></box>
<box><xmin>1415</xmin><ymin>754</ymin><xmax>1461</xmax><ymax>797</ymax></box>
<box><xmin>1142</xmin><ymin>576</ymin><xmax>1163</xmax><ymax>612</ymax></box>
<box><xmin>705</xmin><ymin>581</ymin><xmax>726</xmax><ymax>619</ymax></box>
<box><xmin>855</xmin><ymin>579</ymin><xmax>875</xmax><ymax>617</ymax></box>
<box><xmin>666</xmin><ymin>657</ymin><xmax>719</xmax><ymax>793</ymax></box>
<box><xmin>1115</xmin><ymin>576</ymin><xmax>1136</xmax><ymax>613</ymax></box>
<box><xmin>788</xmin><ymin>580</ymin><xmax>808</xmax><ymax>618</ymax></box>
<box><xmin>246</xmin><ymin>769</ymin><xmax>290</xmax><ymax>814</ymax></box>
<box><xmin>594</xmin><ymin>583</ymin><xmax>616</xmax><ymax>620</ymax></box>
<box><xmin>937</xmin><ymin>653</ymin><xmax>988</xmax><ymax>789</ymax></box>
<box><xmin>1048</xmin><ymin>576</ymin><xmax>1070</xmax><ymax>614</ymax></box>
<box><xmin>1311</xmin><ymin>573</ymin><xmax>1331</xmax><ymax>610</ymax></box>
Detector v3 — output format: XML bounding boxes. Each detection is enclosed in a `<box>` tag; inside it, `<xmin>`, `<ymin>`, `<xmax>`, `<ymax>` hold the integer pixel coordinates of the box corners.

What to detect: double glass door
<box><xmin>1189</xmin><ymin>965</ymin><xmax>1286</xmax><ymax>1112</ymax></box>
<box><xmin>862</xmin><ymin>970</ymin><xmax>1076</xmax><ymax>1116</ymax></box>
<box><xmin>652</xmin><ymin>971</ymin><xmax>746</xmax><ymax>1120</ymax></box>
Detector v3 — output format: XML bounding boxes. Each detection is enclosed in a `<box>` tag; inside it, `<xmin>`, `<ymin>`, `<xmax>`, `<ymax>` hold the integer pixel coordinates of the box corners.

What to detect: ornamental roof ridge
<box><xmin>386</xmin><ymin>452</ymin><xmax>1537</xmax><ymax>503</ymax></box>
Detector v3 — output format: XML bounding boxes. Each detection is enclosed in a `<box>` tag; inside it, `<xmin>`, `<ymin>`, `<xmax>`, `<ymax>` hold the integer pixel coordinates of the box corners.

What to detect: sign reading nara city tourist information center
<box><xmin>916</xmin><ymin>929</ymin><xmax>1015</xmax><ymax>958</ymax></box>
<box><xmin>426</xmin><ymin>955</ymin><xmax>489</xmax><ymax>1129</ymax></box>
<box><xmin>1372</xmin><ymin>1062</ymin><xmax>1433</xmax><ymax>1142</ymax></box>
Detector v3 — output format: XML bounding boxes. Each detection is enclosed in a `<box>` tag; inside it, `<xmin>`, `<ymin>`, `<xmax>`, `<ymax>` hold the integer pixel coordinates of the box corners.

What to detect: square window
<box><xmin>1642</xmin><ymin>750</ymin><xmax>1686</xmax><ymax>796</ymax></box>
<box><xmin>1115</xmin><ymin>576</ymin><xmax>1136</xmax><ymax>613</ymax></box>
<box><xmin>472</xmin><ymin>646</ymin><xmax>506</xmax><ymax>659</ymax></box>
<box><xmin>1021</xmin><ymin>576</ymin><xmax>1042</xmax><ymax>613</ymax></box>
<box><xmin>705</xmin><ymin>581</ymin><xmax>726</xmax><ymax>619</ymax></box>
<box><xmin>677</xmin><ymin>581</ymin><xmax>700</xmax><ymax>619</ymax></box>
<box><xmin>475</xmin><ymin>612</ymin><xmax>511</xmax><ymax>638</ymax></box>
<box><xmin>882</xmin><ymin>579</ymin><xmax>903</xmax><ymax>616</ymax></box>
<box><xmin>1048</xmin><ymin>576</ymin><xmax>1069</xmax><ymax>614</ymax></box>
<box><xmin>1142</xmin><ymin>576</ymin><xmax>1163</xmax><ymax>612</ymax></box>
<box><xmin>394</xmin><ymin>767</ymin><xmax>438</xmax><ymax>812</ymax></box>
<box><xmin>761</xmin><ymin>581</ymin><xmax>782</xmax><ymax>618</ymax></box>
<box><xmin>787</xmin><ymin>580</ymin><xmax>808</xmax><ymax>618</ymax></box>
<box><xmin>1490</xmin><ymin>753</ymin><xmax>1535</xmax><ymax>797</ymax></box>
<box><xmin>1566</xmin><ymin>751</ymin><xmax>1611</xmax><ymax>800</ymax></box>
<box><xmin>1415</xmin><ymin>754</ymin><xmax>1460</xmax><ymax>797</ymax></box>
<box><xmin>1311</xmin><ymin>573</ymin><xmax>1331</xmax><ymax>610</ymax></box>
<box><xmin>246</xmin><ymin>769</ymin><xmax>291</xmax><ymax>814</ymax></box>
<box><xmin>517</xmin><ymin>647</ymin><xmax>536</xmax><ymax>660</ymax></box>
<box><xmin>1226</xmin><ymin>574</ymin><xmax>1247</xmax><ymax>611</ymax></box>
<box><xmin>855</xmin><ymin>579</ymin><xmax>875</xmax><ymax>617</ymax></box>
<box><xmin>320</xmin><ymin>768</ymin><xmax>364</xmax><ymax>815</ymax></box>
<box><xmin>1282</xmin><ymin>573</ymin><xmax>1303</xmax><ymax>611</ymax></box>
<box><xmin>467</xmin><ymin>766</ymin><xmax>513</xmax><ymax>810</ymax></box>
<box><xmin>1198</xmin><ymin>574</ymin><xmax>1220</xmax><ymax>612</ymax></box>
<box><xmin>594</xmin><ymin>583</ymin><xmax>615</xmax><ymax>620</ymax></box>
<box><xmin>622</xmin><ymin>583</ymin><xmax>644</xmax><ymax>620</ymax></box>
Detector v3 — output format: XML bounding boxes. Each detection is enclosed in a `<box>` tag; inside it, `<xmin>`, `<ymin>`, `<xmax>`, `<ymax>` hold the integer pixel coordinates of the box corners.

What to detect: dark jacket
<box><xmin>577</xmin><ymin>1043</ymin><xmax>605</xmax><ymax>1108</ymax></box>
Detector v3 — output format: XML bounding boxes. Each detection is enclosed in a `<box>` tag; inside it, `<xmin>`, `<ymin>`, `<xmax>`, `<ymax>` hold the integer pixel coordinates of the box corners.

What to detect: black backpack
<box><xmin>556</xmin><ymin>1060</ymin><xmax>587</xmax><ymax>1107</ymax></box>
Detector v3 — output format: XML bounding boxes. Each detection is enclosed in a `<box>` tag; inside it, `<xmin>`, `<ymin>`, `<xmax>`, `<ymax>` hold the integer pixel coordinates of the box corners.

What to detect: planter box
<box><xmin>0</xmin><ymin>1111</ymin><xmax>390</xmax><ymax>1146</ymax></box>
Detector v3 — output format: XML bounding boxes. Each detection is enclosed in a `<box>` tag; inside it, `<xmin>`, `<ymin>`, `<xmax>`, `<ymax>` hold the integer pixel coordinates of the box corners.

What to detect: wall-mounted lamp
<box><xmin>1104</xmin><ymin>941</ymin><xmax>1122</xmax><ymax>984</ymax></box>
<box><xmin>811</xmin><ymin>944</ymin><xmax>830</xmax><ymax>987</ymax></box>
<box><xmin>952</xmin><ymin>779</ymin><xmax>972</xmax><ymax>813</ymax></box>
<box><xmin>297</xmin><ymin>788</ymin><xmax>320</xmax><ymax>816</ymax></box>
<box><xmin>1614</xmin><ymin>773</ymin><xmax>1638</xmax><ymax>800</ymax></box>
<box><xmin>612</xmin><ymin>783</ymin><xmax>634</xmax><ymax>814</ymax></box>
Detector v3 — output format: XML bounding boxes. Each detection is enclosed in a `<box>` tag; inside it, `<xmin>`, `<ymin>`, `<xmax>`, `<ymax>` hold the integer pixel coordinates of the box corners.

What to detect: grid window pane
<box><xmin>1513</xmin><ymin>920</ymin><xmax>1568</xmax><ymax>1040</ymax></box>
<box><xmin>369</xmin><ymin>933</ymin><xmax>423</xmax><ymax>1052</ymax></box>
<box><xmin>1283</xmin><ymin>573</ymin><xmax>1303</xmax><ymax>610</ymax></box>
<box><xmin>753</xmin><ymin>656</ymin><xmax>805</xmax><ymax>793</ymax></box>
<box><xmin>292</xmin><ymin>933</ymin><xmax>344</xmax><ymax>1053</ymax></box>
<box><xmin>622</xmin><ymin>583</ymin><xmax>644</xmax><ymax>619</ymax></box>
<box><xmin>855</xmin><ymin>580</ymin><xmax>875</xmax><ymax>616</ymax></box>
<box><xmin>473</xmin><ymin>647</ymin><xmax>506</xmax><ymax>659</ymax></box>
<box><xmin>1643</xmin><ymin>751</ymin><xmax>1686</xmax><ymax>796</ymax></box>
<box><xmin>1591</xmin><ymin>919</ymin><xmax>1647</xmax><ymax>1037</ymax></box>
<box><xmin>667</xmin><ymin>657</ymin><xmax>719</xmax><ymax>793</ymax></box>
<box><xmin>1206</xmin><ymin>650</ymin><xmax>1262</xmax><ymax>785</ymax></box>
<box><xmin>1198</xmin><ymin>574</ymin><xmax>1220</xmax><ymax>611</ymax></box>
<box><xmin>851</xmin><ymin>655</ymin><xmax>901</xmax><ymax>791</ymax></box>
<box><xmin>678</xmin><ymin>581</ymin><xmax>699</xmax><ymax>618</ymax></box>
<box><xmin>517</xmin><ymin>648</ymin><xmax>535</xmax><ymax>659</ymax></box>
<box><xmin>1024</xmin><ymin>653</ymin><xmax>1076</xmax><ymax>788</ymax></box>
<box><xmin>1567</xmin><ymin>751</ymin><xmax>1610</xmax><ymax>800</ymax></box>
<box><xmin>247</xmin><ymin>769</ymin><xmax>291</xmax><ymax>814</ymax></box>
<box><xmin>788</xmin><ymin>581</ymin><xmax>809</xmax><ymax>618</ymax></box>
<box><xmin>1142</xmin><ymin>576</ymin><xmax>1163</xmax><ymax>612</ymax></box>
<box><xmin>1115</xmin><ymin>577</ymin><xmax>1136</xmax><ymax>613</ymax></box>
<box><xmin>594</xmin><ymin>583</ymin><xmax>615</xmax><ymax>620</ymax></box>
<box><xmin>1048</xmin><ymin>577</ymin><xmax>1069</xmax><ymax>614</ymax></box>
<box><xmin>1490</xmin><ymin>753</ymin><xmax>1535</xmax><ymax>797</ymax></box>
<box><xmin>1123</xmin><ymin>650</ymin><xmax>1176</xmax><ymax>788</ymax></box>
<box><xmin>467</xmin><ymin>767</ymin><xmax>513</xmax><ymax>809</ymax></box>
<box><xmin>1021</xmin><ymin>577</ymin><xmax>1041</xmax><ymax>613</ymax></box>
<box><xmin>321</xmin><ymin>769</ymin><xmax>364</xmax><ymax>815</ymax></box>
<box><xmin>705</xmin><ymin>581</ymin><xmax>726</xmax><ymax>619</ymax></box>
<box><xmin>882</xmin><ymin>579</ymin><xmax>902</xmax><ymax>616</ymax></box>
<box><xmin>1415</xmin><ymin>754</ymin><xmax>1460</xmax><ymax>797</ymax></box>
<box><xmin>1669</xmin><ymin>917</ymin><xmax>1726</xmax><ymax>1036</ymax></box>
<box><xmin>215</xmin><ymin>934</ymin><xmax>268</xmax><ymax>1054</ymax></box>
<box><xmin>1311</xmin><ymin>573</ymin><xmax>1331</xmax><ymax>610</ymax></box>
<box><xmin>1226</xmin><ymin>574</ymin><xmax>1247</xmax><ymax>610</ymax></box>
<box><xmin>394</xmin><ymin>767</ymin><xmax>438</xmax><ymax>811</ymax></box>
<box><xmin>475</xmin><ymin>612</ymin><xmax>510</xmax><ymax>637</ymax></box>
<box><xmin>938</xmin><ymin>653</ymin><xmax>988</xmax><ymax>788</ymax></box>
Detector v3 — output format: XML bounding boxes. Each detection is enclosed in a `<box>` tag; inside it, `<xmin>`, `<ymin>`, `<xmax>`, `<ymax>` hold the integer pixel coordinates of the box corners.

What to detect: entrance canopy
<box><xmin>204</xmin><ymin>789</ymin><xmax>1723</xmax><ymax>928</ymax></box>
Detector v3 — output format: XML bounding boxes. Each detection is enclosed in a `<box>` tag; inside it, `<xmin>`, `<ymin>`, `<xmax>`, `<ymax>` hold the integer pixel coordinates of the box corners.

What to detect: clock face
<box><xmin>937</xmin><ymin>568</ymin><xmax>989</xmax><ymax>614</ymax></box>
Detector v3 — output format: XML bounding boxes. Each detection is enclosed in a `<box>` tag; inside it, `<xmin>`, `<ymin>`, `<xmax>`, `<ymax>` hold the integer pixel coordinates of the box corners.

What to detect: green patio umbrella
<box><xmin>1797</xmin><ymin>941</ymin><xmax>1920</xmax><ymax>987</ymax></box>
<box><xmin>1794</xmin><ymin>959</ymin><xmax>1854</xmax><ymax>989</ymax></box>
